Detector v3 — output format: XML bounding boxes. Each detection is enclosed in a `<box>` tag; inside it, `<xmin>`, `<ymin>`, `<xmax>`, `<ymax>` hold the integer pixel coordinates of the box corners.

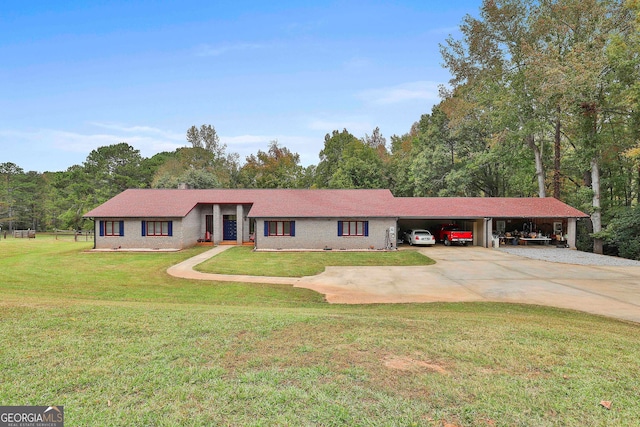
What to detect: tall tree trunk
<box><xmin>591</xmin><ymin>158</ymin><xmax>603</xmax><ymax>254</ymax></box>
<box><xmin>553</xmin><ymin>107</ymin><xmax>562</xmax><ymax>199</ymax></box>
<box><xmin>527</xmin><ymin>134</ymin><xmax>546</xmax><ymax>198</ymax></box>
<box><xmin>581</xmin><ymin>102</ymin><xmax>602</xmax><ymax>254</ymax></box>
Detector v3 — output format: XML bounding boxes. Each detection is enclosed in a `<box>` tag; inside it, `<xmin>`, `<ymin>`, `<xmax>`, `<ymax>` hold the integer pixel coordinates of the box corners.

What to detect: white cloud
<box><xmin>0</xmin><ymin>125</ymin><xmax>323</xmax><ymax>172</ymax></box>
<box><xmin>0</xmin><ymin>124</ymin><xmax>185</xmax><ymax>160</ymax></box>
<box><xmin>88</xmin><ymin>122</ymin><xmax>184</xmax><ymax>140</ymax></box>
<box><xmin>0</xmin><ymin>129</ymin><xmax>113</xmax><ymax>154</ymax></box>
<box><xmin>49</xmin><ymin>130</ymin><xmax>127</xmax><ymax>153</ymax></box>
<box><xmin>358</xmin><ymin>81</ymin><xmax>441</xmax><ymax>106</ymax></box>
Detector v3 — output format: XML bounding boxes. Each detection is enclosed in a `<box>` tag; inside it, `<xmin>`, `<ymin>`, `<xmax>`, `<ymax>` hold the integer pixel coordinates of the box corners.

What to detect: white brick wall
<box><xmin>254</xmin><ymin>218</ymin><xmax>397</xmax><ymax>250</ymax></box>
<box><xmin>93</xmin><ymin>214</ymin><xmax>397</xmax><ymax>251</ymax></box>
<box><xmin>94</xmin><ymin>218</ymin><xmax>183</xmax><ymax>250</ymax></box>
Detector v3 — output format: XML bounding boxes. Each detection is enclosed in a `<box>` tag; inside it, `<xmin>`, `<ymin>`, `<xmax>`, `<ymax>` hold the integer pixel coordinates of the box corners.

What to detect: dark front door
<box><xmin>223</xmin><ymin>215</ymin><xmax>237</xmax><ymax>240</ymax></box>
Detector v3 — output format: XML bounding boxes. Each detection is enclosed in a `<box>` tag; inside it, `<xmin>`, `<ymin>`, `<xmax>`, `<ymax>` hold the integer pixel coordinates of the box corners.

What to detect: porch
<box><xmin>196</xmin><ymin>202</ymin><xmax>255</xmax><ymax>246</ymax></box>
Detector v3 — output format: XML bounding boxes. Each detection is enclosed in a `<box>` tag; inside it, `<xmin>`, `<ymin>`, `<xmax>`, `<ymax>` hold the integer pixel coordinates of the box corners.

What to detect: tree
<box><xmin>186</xmin><ymin>124</ymin><xmax>226</xmax><ymax>160</ymax></box>
<box><xmin>83</xmin><ymin>143</ymin><xmax>146</xmax><ymax>204</ymax></box>
<box><xmin>607</xmin><ymin>0</ymin><xmax>640</xmax><ymax>203</ymax></box>
<box><xmin>315</xmin><ymin>129</ymin><xmax>359</xmax><ymax>188</ymax></box>
<box><xmin>154</xmin><ymin>168</ymin><xmax>220</xmax><ymax>189</ymax></box>
<box><xmin>536</xmin><ymin>0</ymin><xmax>635</xmax><ymax>254</ymax></box>
<box><xmin>0</xmin><ymin>162</ymin><xmax>24</xmax><ymax>231</ymax></box>
<box><xmin>151</xmin><ymin>146</ymin><xmax>239</xmax><ymax>189</ymax></box>
<box><xmin>441</xmin><ymin>0</ymin><xmax>638</xmax><ymax>253</ymax></box>
<box><xmin>441</xmin><ymin>0</ymin><xmax>551</xmax><ymax>198</ymax></box>
<box><xmin>152</xmin><ymin>148</ymin><xmax>216</xmax><ymax>188</ymax></box>
<box><xmin>299</xmin><ymin>165</ymin><xmax>318</xmax><ymax>189</ymax></box>
<box><xmin>602</xmin><ymin>204</ymin><xmax>640</xmax><ymax>260</ymax></box>
<box><xmin>12</xmin><ymin>171</ymin><xmax>48</xmax><ymax>230</ymax></box>
<box><xmin>183</xmin><ymin>125</ymin><xmax>239</xmax><ymax>187</ymax></box>
<box><xmin>238</xmin><ymin>141</ymin><xmax>304</xmax><ymax>188</ymax></box>
<box><xmin>388</xmin><ymin>123</ymin><xmax>421</xmax><ymax>196</ymax></box>
<box><xmin>315</xmin><ymin>129</ymin><xmax>387</xmax><ymax>188</ymax></box>
<box><xmin>363</xmin><ymin>127</ymin><xmax>387</xmax><ymax>151</ymax></box>
<box><xmin>328</xmin><ymin>140</ymin><xmax>386</xmax><ymax>189</ymax></box>
<box><xmin>49</xmin><ymin>165</ymin><xmax>93</xmax><ymax>230</ymax></box>
<box><xmin>139</xmin><ymin>151</ymin><xmax>174</xmax><ymax>186</ymax></box>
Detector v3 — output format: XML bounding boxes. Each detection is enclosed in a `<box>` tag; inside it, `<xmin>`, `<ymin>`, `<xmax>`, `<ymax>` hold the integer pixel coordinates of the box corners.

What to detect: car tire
<box><xmin>444</xmin><ymin>238</ymin><xmax>451</xmax><ymax>246</ymax></box>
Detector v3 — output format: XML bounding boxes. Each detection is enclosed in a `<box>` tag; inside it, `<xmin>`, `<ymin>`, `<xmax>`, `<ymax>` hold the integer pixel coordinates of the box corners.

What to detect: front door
<box><xmin>223</xmin><ymin>215</ymin><xmax>237</xmax><ymax>241</ymax></box>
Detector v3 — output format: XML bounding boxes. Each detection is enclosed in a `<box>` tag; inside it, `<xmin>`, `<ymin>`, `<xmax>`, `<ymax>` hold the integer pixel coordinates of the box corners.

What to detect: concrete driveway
<box><xmin>167</xmin><ymin>246</ymin><xmax>640</xmax><ymax>323</ymax></box>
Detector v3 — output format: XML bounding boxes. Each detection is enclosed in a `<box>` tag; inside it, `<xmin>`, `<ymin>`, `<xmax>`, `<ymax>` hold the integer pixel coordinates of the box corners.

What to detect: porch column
<box><xmin>472</xmin><ymin>221</ymin><xmax>479</xmax><ymax>247</ymax></box>
<box><xmin>213</xmin><ymin>204</ymin><xmax>222</xmax><ymax>245</ymax></box>
<box><xmin>567</xmin><ymin>218</ymin><xmax>577</xmax><ymax>249</ymax></box>
<box><xmin>236</xmin><ymin>204</ymin><xmax>244</xmax><ymax>245</ymax></box>
<box><xmin>483</xmin><ymin>218</ymin><xmax>493</xmax><ymax>248</ymax></box>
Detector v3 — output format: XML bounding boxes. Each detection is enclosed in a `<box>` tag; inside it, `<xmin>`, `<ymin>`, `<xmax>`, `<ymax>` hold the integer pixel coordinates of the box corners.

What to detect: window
<box><xmin>101</xmin><ymin>220</ymin><xmax>124</xmax><ymax>237</ymax></box>
<box><xmin>142</xmin><ymin>221</ymin><xmax>173</xmax><ymax>237</ymax></box>
<box><xmin>338</xmin><ymin>221</ymin><xmax>368</xmax><ymax>237</ymax></box>
<box><xmin>264</xmin><ymin>221</ymin><xmax>295</xmax><ymax>236</ymax></box>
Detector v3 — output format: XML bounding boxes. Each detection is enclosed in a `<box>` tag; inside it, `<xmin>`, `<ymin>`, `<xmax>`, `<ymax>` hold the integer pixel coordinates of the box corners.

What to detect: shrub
<box><xmin>604</xmin><ymin>205</ymin><xmax>640</xmax><ymax>260</ymax></box>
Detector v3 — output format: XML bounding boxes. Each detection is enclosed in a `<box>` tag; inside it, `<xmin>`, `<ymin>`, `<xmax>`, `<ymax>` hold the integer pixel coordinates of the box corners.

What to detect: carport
<box><xmin>397</xmin><ymin>217</ymin><xmax>480</xmax><ymax>245</ymax></box>
<box><xmin>393</xmin><ymin>197</ymin><xmax>589</xmax><ymax>248</ymax></box>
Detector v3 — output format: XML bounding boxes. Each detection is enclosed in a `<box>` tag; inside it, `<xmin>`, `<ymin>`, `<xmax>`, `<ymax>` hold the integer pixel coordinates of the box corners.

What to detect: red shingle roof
<box><xmin>248</xmin><ymin>189</ymin><xmax>396</xmax><ymax>217</ymax></box>
<box><xmin>393</xmin><ymin>197</ymin><xmax>588</xmax><ymax>218</ymax></box>
<box><xmin>83</xmin><ymin>189</ymin><xmax>397</xmax><ymax>218</ymax></box>
<box><xmin>84</xmin><ymin>189</ymin><xmax>260</xmax><ymax>218</ymax></box>
<box><xmin>84</xmin><ymin>190</ymin><xmax>587</xmax><ymax>219</ymax></box>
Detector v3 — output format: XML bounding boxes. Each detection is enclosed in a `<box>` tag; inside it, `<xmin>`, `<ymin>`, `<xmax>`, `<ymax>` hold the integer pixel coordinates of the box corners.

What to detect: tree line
<box><xmin>1</xmin><ymin>0</ymin><xmax>639</xmax><ymax>258</ymax></box>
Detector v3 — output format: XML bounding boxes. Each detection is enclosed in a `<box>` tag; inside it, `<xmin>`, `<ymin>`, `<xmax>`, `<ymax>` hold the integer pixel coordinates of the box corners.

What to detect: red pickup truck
<box><xmin>435</xmin><ymin>224</ymin><xmax>473</xmax><ymax>246</ymax></box>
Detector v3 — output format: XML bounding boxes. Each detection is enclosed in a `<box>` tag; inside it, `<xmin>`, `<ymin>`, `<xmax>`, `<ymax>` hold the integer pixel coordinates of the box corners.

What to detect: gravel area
<box><xmin>497</xmin><ymin>246</ymin><xmax>640</xmax><ymax>266</ymax></box>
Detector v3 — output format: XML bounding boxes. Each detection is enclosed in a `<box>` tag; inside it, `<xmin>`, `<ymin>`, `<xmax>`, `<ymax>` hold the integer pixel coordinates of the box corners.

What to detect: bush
<box><xmin>575</xmin><ymin>219</ymin><xmax>593</xmax><ymax>253</ymax></box>
<box><xmin>604</xmin><ymin>205</ymin><xmax>640</xmax><ymax>260</ymax></box>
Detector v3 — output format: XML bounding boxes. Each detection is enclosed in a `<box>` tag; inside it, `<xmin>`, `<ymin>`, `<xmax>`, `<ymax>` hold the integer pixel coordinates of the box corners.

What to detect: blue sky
<box><xmin>0</xmin><ymin>0</ymin><xmax>481</xmax><ymax>173</ymax></box>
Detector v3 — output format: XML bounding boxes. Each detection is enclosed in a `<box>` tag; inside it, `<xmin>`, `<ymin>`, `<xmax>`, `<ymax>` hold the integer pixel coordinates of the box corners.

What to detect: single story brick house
<box><xmin>83</xmin><ymin>188</ymin><xmax>588</xmax><ymax>251</ymax></box>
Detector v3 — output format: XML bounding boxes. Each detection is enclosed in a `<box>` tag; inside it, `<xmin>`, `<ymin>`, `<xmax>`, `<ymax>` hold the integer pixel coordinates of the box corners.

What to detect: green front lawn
<box><xmin>1</xmin><ymin>236</ymin><xmax>639</xmax><ymax>426</ymax></box>
<box><xmin>195</xmin><ymin>246</ymin><xmax>434</xmax><ymax>277</ymax></box>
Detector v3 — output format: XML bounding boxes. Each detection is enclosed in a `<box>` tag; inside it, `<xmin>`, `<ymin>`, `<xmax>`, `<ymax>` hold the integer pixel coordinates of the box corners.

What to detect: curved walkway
<box><xmin>167</xmin><ymin>246</ymin><xmax>640</xmax><ymax>323</ymax></box>
<box><xmin>167</xmin><ymin>245</ymin><xmax>303</xmax><ymax>286</ymax></box>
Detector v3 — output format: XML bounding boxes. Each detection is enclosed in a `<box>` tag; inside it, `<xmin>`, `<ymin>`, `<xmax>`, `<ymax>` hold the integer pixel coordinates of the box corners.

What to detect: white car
<box><xmin>404</xmin><ymin>229</ymin><xmax>436</xmax><ymax>246</ymax></box>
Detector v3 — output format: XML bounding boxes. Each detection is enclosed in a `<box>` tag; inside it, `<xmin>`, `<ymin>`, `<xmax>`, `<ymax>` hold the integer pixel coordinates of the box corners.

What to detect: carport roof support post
<box><xmin>484</xmin><ymin>218</ymin><xmax>493</xmax><ymax>248</ymax></box>
<box><xmin>567</xmin><ymin>218</ymin><xmax>577</xmax><ymax>249</ymax></box>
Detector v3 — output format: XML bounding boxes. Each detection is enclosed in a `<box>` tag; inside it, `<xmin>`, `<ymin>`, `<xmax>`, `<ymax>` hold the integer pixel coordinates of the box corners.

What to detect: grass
<box><xmin>1</xmin><ymin>235</ymin><xmax>640</xmax><ymax>426</ymax></box>
<box><xmin>0</xmin><ymin>235</ymin><xmax>323</xmax><ymax>306</ymax></box>
<box><xmin>195</xmin><ymin>246</ymin><xmax>435</xmax><ymax>277</ymax></box>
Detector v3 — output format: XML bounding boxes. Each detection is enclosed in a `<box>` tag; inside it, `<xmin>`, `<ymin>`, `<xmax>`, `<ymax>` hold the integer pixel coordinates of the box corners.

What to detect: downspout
<box><xmin>252</xmin><ymin>218</ymin><xmax>258</xmax><ymax>250</ymax></box>
<box><xmin>390</xmin><ymin>217</ymin><xmax>399</xmax><ymax>250</ymax></box>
